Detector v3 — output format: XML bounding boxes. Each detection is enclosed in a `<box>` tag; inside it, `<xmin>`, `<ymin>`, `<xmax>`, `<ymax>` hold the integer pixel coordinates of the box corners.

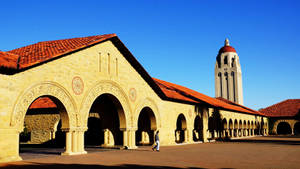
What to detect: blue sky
<box><xmin>0</xmin><ymin>0</ymin><xmax>299</xmax><ymax>110</ymax></box>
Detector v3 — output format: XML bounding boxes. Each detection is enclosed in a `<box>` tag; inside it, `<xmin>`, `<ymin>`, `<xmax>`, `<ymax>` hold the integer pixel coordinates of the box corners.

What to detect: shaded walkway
<box><xmin>3</xmin><ymin>136</ymin><xmax>300</xmax><ymax>169</ymax></box>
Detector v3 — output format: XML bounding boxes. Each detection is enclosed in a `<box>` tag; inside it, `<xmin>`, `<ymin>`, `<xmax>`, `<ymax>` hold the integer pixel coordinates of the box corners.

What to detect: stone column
<box><xmin>62</xmin><ymin>129</ymin><xmax>72</xmax><ymax>155</ymax></box>
<box><xmin>225</xmin><ymin>129</ymin><xmax>229</xmax><ymax>138</ymax></box>
<box><xmin>127</xmin><ymin>128</ymin><xmax>137</xmax><ymax>149</ymax></box>
<box><xmin>184</xmin><ymin>129</ymin><xmax>188</xmax><ymax>143</ymax></box>
<box><xmin>62</xmin><ymin>128</ymin><xmax>87</xmax><ymax>155</ymax></box>
<box><xmin>77</xmin><ymin>128</ymin><xmax>87</xmax><ymax>154</ymax></box>
<box><xmin>121</xmin><ymin>129</ymin><xmax>128</xmax><ymax>148</ymax></box>
<box><xmin>72</xmin><ymin>131</ymin><xmax>78</xmax><ymax>153</ymax></box>
<box><xmin>0</xmin><ymin>128</ymin><xmax>22</xmax><ymax>163</ymax></box>
<box><xmin>202</xmin><ymin>109</ymin><xmax>208</xmax><ymax>142</ymax></box>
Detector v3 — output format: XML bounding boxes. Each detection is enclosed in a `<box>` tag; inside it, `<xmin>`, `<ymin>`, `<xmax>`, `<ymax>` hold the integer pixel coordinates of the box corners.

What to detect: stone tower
<box><xmin>215</xmin><ymin>38</ymin><xmax>243</xmax><ymax>105</ymax></box>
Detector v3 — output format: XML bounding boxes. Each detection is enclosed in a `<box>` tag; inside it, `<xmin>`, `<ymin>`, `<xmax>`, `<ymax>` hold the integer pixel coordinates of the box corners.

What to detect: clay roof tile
<box><xmin>0</xmin><ymin>34</ymin><xmax>116</xmax><ymax>71</ymax></box>
<box><xmin>259</xmin><ymin>99</ymin><xmax>300</xmax><ymax>117</ymax></box>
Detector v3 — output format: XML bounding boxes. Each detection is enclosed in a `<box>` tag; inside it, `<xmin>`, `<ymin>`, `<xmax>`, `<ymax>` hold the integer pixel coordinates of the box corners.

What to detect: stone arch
<box><xmin>136</xmin><ymin>107</ymin><xmax>157</xmax><ymax>145</ymax></box>
<box><xmin>294</xmin><ymin>122</ymin><xmax>300</xmax><ymax>135</ymax></box>
<box><xmin>276</xmin><ymin>122</ymin><xmax>292</xmax><ymax>135</ymax></box>
<box><xmin>193</xmin><ymin>115</ymin><xmax>202</xmax><ymax>141</ymax></box>
<box><xmin>222</xmin><ymin>118</ymin><xmax>229</xmax><ymax>138</ymax></box>
<box><xmin>11</xmin><ymin>82</ymin><xmax>77</xmax><ymax>130</ymax></box>
<box><xmin>177</xmin><ymin>114</ymin><xmax>187</xmax><ymax>130</ymax></box>
<box><xmin>86</xmin><ymin>93</ymin><xmax>127</xmax><ymax>146</ymax></box>
<box><xmin>208</xmin><ymin>116</ymin><xmax>215</xmax><ymax>133</ymax></box>
<box><xmin>228</xmin><ymin>119</ymin><xmax>233</xmax><ymax>137</ymax></box>
<box><xmin>247</xmin><ymin>120</ymin><xmax>251</xmax><ymax>136</ymax></box>
<box><xmin>256</xmin><ymin>121</ymin><xmax>261</xmax><ymax>135</ymax></box>
<box><xmin>229</xmin><ymin>119</ymin><xmax>233</xmax><ymax>129</ymax></box>
<box><xmin>233</xmin><ymin>119</ymin><xmax>238</xmax><ymax>137</ymax></box>
<box><xmin>134</xmin><ymin>98</ymin><xmax>161</xmax><ymax>130</ymax></box>
<box><xmin>80</xmin><ymin>81</ymin><xmax>131</xmax><ymax>129</ymax></box>
<box><xmin>222</xmin><ymin>118</ymin><xmax>228</xmax><ymax>130</ymax></box>
<box><xmin>175</xmin><ymin>113</ymin><xmax>187</xmax><ymax>143</ymax></box>
<box><xmin>234</xmin><ymin>119</ymin><xmax>238</xmax><ymax>129</ymax></box>
<box><xmin>239</xmin><ymin>120</ymin><xmax>243</xmax><ymax>129</ymax></box>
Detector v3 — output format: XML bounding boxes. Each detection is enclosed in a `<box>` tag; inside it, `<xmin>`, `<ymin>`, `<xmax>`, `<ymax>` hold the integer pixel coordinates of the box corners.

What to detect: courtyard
<box><xmin>0</xmin><ymin>135</ymin><xmax>299</xmax><ymax>169</ymax></box>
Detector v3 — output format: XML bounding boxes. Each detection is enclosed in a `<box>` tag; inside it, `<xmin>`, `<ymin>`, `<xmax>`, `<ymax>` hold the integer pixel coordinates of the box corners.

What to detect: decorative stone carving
<box><xmin>129</xmin><ymin>88</ymin><xmax>137</xmax><ymax>102</ymax></box>
<box><xmin>72</xmin><ymin>76</ymin><xmax>84</xmax><ymax>95</ymax></box>
<box><xmin>11</xmin><ymin>82</ymin><xmax>78</xmax><ymax>129</ymax></box>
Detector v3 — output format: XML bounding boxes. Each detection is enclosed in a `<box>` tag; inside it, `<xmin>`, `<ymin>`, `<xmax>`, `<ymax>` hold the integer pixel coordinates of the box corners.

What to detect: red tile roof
<box><xmin>216</xmin><ymin>97</ymin><xmax>263</xmax><ymax>115</ymax></box>
<box><xmin>153</xmin><ymin>78</ymin><xmax>263</xmax><ymax>116</ymax></box>
<box><xmin>219</xmin><ymin>46</ymin><xmax>236</xmax><ymax>53</ymax></box>
<box><xmin>259</xmin><ymin>99</ymin><xmax>300</xmax><ymax>117</ymax></box>
<box><xmin>0</xmin><ymin>34</ymin><xmax>116</xmax><ymax>70</ymax></box>
<box><xmin>0</xmin><ymin>51</ymin><xmax>19</xmax><ymax>69</ymax></box>
<box><xmin>29</xmin><ymin>97</ymin><xmax>57</xmax><ymax>109</ymax></box>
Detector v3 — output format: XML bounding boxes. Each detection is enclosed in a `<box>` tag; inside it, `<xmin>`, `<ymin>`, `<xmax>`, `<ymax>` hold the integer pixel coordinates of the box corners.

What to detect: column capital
<box><xmin>61</xmin><ymin>127</ymin><xmax>87</xmax><ymax>132</ymax></box>
<box><xmin>123</xmin><ymin>127</ymin><xmax>137</xmax><ymax>131</ymax></box>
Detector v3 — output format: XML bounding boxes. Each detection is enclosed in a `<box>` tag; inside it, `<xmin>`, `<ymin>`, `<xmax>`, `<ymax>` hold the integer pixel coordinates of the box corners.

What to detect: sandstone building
<box><xmin>260</xmin><ymin>99</ymin><xmax>300</xmax><ymax>135</ymax></box>
<box><xmin>0</xmin><ymin>34</ymin><xmax>268</xmax><ymax>163</ymax></box>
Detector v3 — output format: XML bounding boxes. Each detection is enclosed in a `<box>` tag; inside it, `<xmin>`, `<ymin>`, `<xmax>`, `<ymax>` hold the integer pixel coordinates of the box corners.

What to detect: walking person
<box><xmin>152</xmin><ymin>130</ymin><xmax>160</xmax><ymax>152</ymax></box>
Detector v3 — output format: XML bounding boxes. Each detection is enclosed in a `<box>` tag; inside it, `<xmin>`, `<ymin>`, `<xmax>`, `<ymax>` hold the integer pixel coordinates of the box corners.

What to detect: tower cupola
<box><xmin>215</xmin><ymin>38</ymin><xmax>244</xmax><ymax>105</ymax></box>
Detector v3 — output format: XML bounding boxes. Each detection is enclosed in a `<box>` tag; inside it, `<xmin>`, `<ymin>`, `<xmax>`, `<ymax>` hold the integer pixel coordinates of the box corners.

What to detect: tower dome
<box><xmin>218</xmin><ymin>38</ymin><xmax>236</xmax><ymax>54</ymax></box>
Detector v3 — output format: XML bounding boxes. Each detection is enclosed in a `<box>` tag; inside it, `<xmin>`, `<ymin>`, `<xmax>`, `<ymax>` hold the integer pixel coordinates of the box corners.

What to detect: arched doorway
<box><xmin>222</xmin><ymin>119</ymin><xmax>228</xmax><ymax>138</ymax></box>
<box><xmin>20</xmin><ymin>96</ymin><xmax>69</xmax><ymax>156</ymax></box>
<box><xmin>277</xmin><ymin>122</ymin><xmax>292</xmax><ymax>135</ymax></box>
<box><xmin>243</xmin><ymin>120</ymin><xmax>247</xmax><ymax>136</ymax></box>
<box><xmin>238</xmin><ymin>120</ymin><xmax>243</xmax><ymax>137</ymax></box>
<box><xmin>294</xmin><ymin>122</ymin><xmax>300</xmax><ymax>135</ymax></box>
<box><xmin>136</xmin><ymin>107</ymin><xmax>157</xmax><ymax>146</ymax></box>
<box><xmin>228</xmin><ymin>119</ymin><xmax>233</xmax><ymax>137</ymax></box>
<box><xmin>233</xmin><ymin>119</ymin><xmax>238</xmax><ymax>137</ymax></box>
<box><xmin>85</xmin><ymin>94</ymin><xmax>126</xmax><ymax>148</ymax></box>
<box><xmin>251</xmin><ymin>121</ymin><xmax>254</xmax><ymax>136</ymax></box>
<box><xmin>175</xmin><ymin>114</ymin><xmax>187</xmax><ymax>143</ymax></box>
<box><xmin>208</xmin><ymin>117</ymin><xmax>215</xmax><ymax>139</ymax></box>
<box><xmin>193</xmin><ymin>115</ymin><xmax>202</xmax><ymax>142</ymax></box>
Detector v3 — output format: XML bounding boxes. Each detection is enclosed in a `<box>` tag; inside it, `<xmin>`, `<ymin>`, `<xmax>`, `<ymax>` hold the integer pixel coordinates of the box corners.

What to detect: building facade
<box><xmin>0</xmin><ymin>34</ymin><xmax>267</xmax><ymax>163</ymax></box>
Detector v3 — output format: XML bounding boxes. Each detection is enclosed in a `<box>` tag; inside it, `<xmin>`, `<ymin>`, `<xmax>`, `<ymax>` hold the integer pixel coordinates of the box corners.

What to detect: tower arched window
<box><xmin>231</xmin><ymin>72</ymin><xmax>236</xmax><ymax>102</ymax></box>
<box><xmin>231</xmin><ymin>57</ymin><xmax>235</xmax><ymax>67</ymax></box>
<box><xmin>225</xmin><ymin>72</ymin><xmax>229</xmax><ymax>100</ymax></box>
<box><xmin>218</xmin><ymin>72</ymin><xmax>222</xmax><ymax>97</ymax></box>
<box><xmin>224</xmin><ymin>56</ymin><xmax>228</xmax><ymax>65</ymax></box>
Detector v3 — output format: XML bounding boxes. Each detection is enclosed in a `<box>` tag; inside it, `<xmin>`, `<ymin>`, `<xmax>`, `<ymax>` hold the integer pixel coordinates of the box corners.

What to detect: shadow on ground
<box><xmin>217</xmin><ymin>135</ymin><xmax>300</xmax><ymax>145</ymax></box>
<box><xmin>0</xmin><ymin>163</ymin><xmax>234</xmax><ymax>169</ymax></box>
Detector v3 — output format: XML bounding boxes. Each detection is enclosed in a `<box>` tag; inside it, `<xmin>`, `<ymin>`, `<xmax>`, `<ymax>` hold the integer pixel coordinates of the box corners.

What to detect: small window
<box><xmin>231</xmin><ymin>58</ymin><xmax>235</xmax><ymax>67</ymax></box>
<box><xmin>224</xmin><ymin>56</ymin><xmax>228</xmax><ymax>65</ymax></box>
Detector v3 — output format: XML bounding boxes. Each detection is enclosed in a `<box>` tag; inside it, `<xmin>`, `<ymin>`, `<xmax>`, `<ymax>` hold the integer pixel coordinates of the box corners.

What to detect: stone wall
<box><xmin>0</xmin><ymin>39</ymin><xmax>268</xmax><ymax>163</ymax></box>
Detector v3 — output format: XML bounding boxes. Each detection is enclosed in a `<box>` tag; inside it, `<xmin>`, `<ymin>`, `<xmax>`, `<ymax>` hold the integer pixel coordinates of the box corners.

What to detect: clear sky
<box><xmin>0</xmin><ymin>0</ymin><xmax>299</xmax><ymax>110</ymax></box>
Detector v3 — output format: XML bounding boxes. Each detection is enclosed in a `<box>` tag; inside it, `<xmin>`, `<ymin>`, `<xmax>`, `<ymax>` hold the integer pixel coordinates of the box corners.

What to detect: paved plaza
<box><xmin>1</xmin><ymin>136</ymin><xmax>300</xmax><ymax>169</ymax></box>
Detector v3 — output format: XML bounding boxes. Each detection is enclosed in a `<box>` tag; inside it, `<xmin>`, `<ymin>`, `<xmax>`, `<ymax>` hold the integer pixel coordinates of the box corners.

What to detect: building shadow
<box><xmin>0</xmin><ymin>163</ymin><xmax>235</xmax><ymax>169</ymax></box>
<box><xmin>225</xmin><ymin>136</ymin><xmax>300</xmax><ymax>145</ymax></box>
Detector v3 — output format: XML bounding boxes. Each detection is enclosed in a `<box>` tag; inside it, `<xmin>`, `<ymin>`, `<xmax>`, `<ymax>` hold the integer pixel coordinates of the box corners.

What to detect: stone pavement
<box><xmin>1</xmin><ymin>136</ymin><xmax>300</xmax><ymax>169</ymax></box>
